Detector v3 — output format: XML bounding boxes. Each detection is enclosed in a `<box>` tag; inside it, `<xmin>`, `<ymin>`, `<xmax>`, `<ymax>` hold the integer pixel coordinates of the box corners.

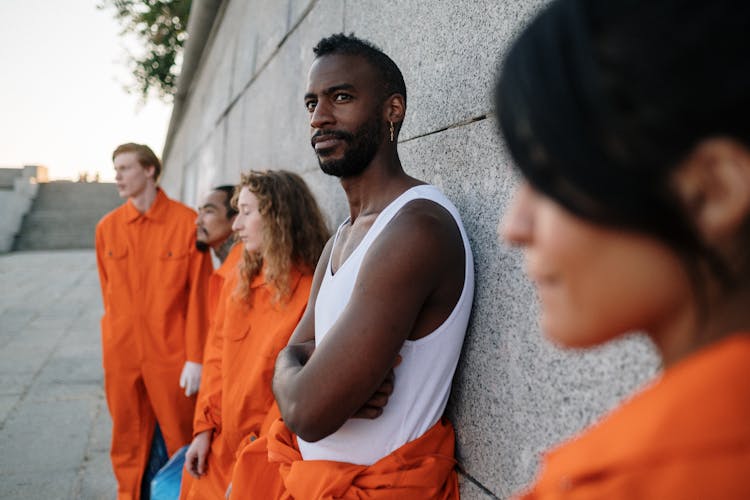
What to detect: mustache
<box><xmin>311</xmin><ymin>129</ymin><xmax>353</xmax><ymax>147</ymax></box>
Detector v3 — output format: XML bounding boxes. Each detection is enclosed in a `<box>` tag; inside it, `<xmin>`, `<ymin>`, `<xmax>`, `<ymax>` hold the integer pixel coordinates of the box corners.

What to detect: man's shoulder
<box><xmin>359</xmin><ymin>194</ymin><xmax>467</xmax><ymax>285</ymax></box>
<box><xmin>162</xmin><ymin>194</ymin><xmax>198</xmax><ymax>219</ymax></box>
<box><xmin>96</xmin><ymin>203</ymin><xmax>127</xmax><ymax>230</ymax></box>
<box><xmin>389</xmin><ymin>184</ymin><xmax>462</xmax><ymax>228</ymax></box>
<box><xmin>361</xmin><ymin>188</ymin><xmax>470</xmax><ymax>290</ymax></box>
<box><xmin>388</xmin><ymin>195</ymin><xmax>464</xmax><ymax>247</ymax></box>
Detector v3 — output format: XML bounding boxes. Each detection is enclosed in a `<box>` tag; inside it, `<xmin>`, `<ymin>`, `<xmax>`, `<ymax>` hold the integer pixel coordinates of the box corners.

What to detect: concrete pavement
<box><xmin>0</xmin><ymin>250</ymin><xmax>115</xmax><ymax>499</ymax></box>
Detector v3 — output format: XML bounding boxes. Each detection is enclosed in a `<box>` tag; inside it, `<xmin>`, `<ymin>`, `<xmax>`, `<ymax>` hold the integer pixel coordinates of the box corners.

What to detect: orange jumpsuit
<box><xmin>518</xmin><ymin>333</ymin><xmax>750</xmax><ymax>499</ymax></box>
<box><xmin>228</xmin><ymin>417</ymin><xmax>459</xmax><ymax>499</ymax></box>
<box><xmin>95</xmin><ymin>188</ymin><xmax>212</xmax><ymax>500</ymax></box>
<box><xmin>190</xmin><ymin>242</ymin><xmax>242</xmax><ymax>428</ymax></box>
<box><xmin>206</xmin><ymin>243</ymin><xmax>242</xmax><ymax>324</ymax></box>
<box><xmin>180</xmin><ymin>265</ymin><xmax>312</xmax><ymax>500</ymax></box>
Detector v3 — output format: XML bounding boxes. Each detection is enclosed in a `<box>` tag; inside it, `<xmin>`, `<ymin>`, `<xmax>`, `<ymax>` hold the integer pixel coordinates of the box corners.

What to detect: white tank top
<box><xmin>297</xmin><ymin>185</ymin><xmax>475</xmax><ymax>465</ymax></box>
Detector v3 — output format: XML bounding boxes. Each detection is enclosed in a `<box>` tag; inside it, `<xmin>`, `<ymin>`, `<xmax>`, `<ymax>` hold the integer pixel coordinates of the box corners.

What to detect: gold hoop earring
<box><xmin>389</xmin><ymin>121</ymin><xmax>395</xmax><ymax>142</ymax></box>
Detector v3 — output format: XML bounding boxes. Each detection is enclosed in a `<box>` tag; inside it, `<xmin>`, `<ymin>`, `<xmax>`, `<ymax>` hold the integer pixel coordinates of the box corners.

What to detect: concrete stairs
<box><xmin>13</xmin><ymin>182</ymin><xmax>123</xmax><ymax>251</ymax></box>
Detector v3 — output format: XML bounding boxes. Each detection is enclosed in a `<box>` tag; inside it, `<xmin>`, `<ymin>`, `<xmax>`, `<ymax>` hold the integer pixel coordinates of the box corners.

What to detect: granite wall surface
<box><xmin>0</xmin><ymin>166</ymin><xmax>44</xmax><ymax>253</ymax></box>
<box><xmin>161</xmin><ymin>1</ymin><xmax>661</xmax><ymax>497</ymax></box>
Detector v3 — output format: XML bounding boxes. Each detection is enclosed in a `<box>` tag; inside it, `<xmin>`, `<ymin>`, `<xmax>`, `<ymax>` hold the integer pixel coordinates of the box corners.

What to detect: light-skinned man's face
<box><xmin>195</xmin><ymin>190</ymin><xmax>235</xmax><ymax>252</ymax></box>
<box><xmin>304</xmin><ymin>54</ymin><xmax>385</xmax><ymax>178</ymax></box>
<box><xmin>113</xmin><ymin>152</ymin><xmax>154</xmax><ymax>199</ymax></box>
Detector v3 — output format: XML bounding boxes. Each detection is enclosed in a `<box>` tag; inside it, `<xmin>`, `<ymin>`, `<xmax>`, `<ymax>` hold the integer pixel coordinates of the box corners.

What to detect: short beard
<box><xmin>314</xmin><ymin>118</ymin><xmax>382</xmax><ymax>178</ymax></box>
<box><xmin>195</xmin><ymin>240</ymin><xmax>210</xmax><ymax>253</ymax></box>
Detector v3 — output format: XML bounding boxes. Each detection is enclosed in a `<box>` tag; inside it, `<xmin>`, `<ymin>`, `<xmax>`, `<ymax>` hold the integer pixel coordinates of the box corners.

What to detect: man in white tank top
<box><xmin>228</xmin><ymin>34</ymin><xmax>474</xmax><ymax>499</ymax></box>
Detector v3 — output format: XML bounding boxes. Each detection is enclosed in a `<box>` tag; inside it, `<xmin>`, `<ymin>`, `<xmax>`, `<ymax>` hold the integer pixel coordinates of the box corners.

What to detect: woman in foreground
<box><xmin>496</xmin><ymin>0</ymin><xmax>750</xmax><ymax>497</ymax></box>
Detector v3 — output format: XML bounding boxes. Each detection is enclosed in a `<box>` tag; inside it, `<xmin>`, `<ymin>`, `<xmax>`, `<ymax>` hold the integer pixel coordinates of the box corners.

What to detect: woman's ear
<box><xmin>673</xmin><ymin>138</ymin><xmax>750</xmax><ymax>241</ymax></box>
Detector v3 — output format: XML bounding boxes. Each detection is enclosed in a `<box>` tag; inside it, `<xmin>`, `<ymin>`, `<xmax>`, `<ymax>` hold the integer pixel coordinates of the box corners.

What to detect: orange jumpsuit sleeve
<box><xmin>94</xmin><ymin>223</ymin><xmax>109</xmax><ymax>310</ymax></box>
<box><xmin>193</xmin><ymin>277</ymin><xmax>231</xmax><ymax>436</ymax></box>
<box><xmin>184</xmin><ymin>246</ymin><xmax>213</xmax><ymax>363</ymax></box>
<box><xmin>229</xmin><ymin>417</ymin><xmax>459</xmax><ymax>499</ymax></box>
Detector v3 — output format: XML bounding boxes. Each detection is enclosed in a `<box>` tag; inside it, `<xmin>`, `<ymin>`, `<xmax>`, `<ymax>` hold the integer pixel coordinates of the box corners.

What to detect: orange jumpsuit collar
<box><xmin>124</xmin><ymin>187</ymin><xmax>169</xmax><ymax>223</ymax></box>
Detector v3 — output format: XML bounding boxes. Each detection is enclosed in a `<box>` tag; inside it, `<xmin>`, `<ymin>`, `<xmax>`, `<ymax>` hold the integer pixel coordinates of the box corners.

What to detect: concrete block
<box><xmin>0</xmin><ymin>307</ymin><xmax>36</xmax><ymax>335</ymax></box>
<box><xmin>175</xmin><ymin>159</ymin><xmax>199</xmax><ymax>208</ymax></box>
<box><xmin>0</xmin><ymin>399</ymin><xmax>97</xmax><ymax>475</ymax></box>
<box><xmin>227</xmin><ymin>0</ymin><xmax>289</xmax><ymax>105</ymax></box>
<box><xmin>171</xmin><ymin>125</ymin><xmax>227</xmax><ymax>208</ymax></box>
<box><xmin>181</xmin><ymin>29</ymin><xmax>235</xmax><ymax>155</ymax></box>
<box><xmin>75</xmin><ymin>461</ymin><xmax>117</xmax><ymax>500</ymax></box>
<box><xmin>73</xmin><ymin>401</ymin><xmax>116</xmax><ymax>500</ymax></box>
<box><xmin>13</xmin><ymin>183</ymin><xmax>122</xmax><ymax>251</ymax></box>
<box><xmin>179</xmin><ymin>0</ymin><xmax>346</xmax><ymax>202</ymax></box>
<box><xmin>14</xmin><ymin>177</ymin><xmax>39</xmax><ymax>199</ymax></box>
<box><xmin>0</xmin><ymin>250</ymin><xmax>112</xmax><ymax>496</ymax></box>
<box><xmin>0</xmin><ymin>168</ymin><xmax>22</xmax><ymax>188</ymax></box>
<box><xmin>0</xmin><ymin>345</ymin><xmax>50</xmax><ymax>375</ymax></box>
<box><xmin>0</xmin><ymin>188</ymin><xmax>32</xmax><ymax>253</ymax></box>
<box><xmin>299</xmin><ymin>170</ymin><xmax>347</xmax><ymax>232</ymax></box>
<box><xmin>26</xmin><ymin>316</ymin><xmax>77</xmax><ymax>335</ymax></box>
<box><xmin>26</xmin><ymin>366</ymin><xmax>102</xmax><ymax>404</ymax></box>
<box><xmin>344</xmin><ymin>0</ymin><xmax>549</xmax><ymax>140</ymax></box>
<box><xmin>0</xmin><ymin>394</ymin><xmax>20</xmax><ymax>424</ymax></box>
<box><xmin>224</xmin><ymin>0</ymin><xmax>321</xmax><ymax>107</ymax></box>
<box><xmin>222</xmin><ymin>95</ymin><xmax>245</xmax><ymax>184</ymax></box>
<box><xmin>198</xmin><ymin>136</ymin><xmax>225</xmax><ymax>206</ymax></box>
<box><xmin>0</xmin><ymin>374</ymin><xmax>33</xmax><ymax>397</ymax></box>
<box><xmin>23</xmin><ymin>164</ymin><xmax>48</xmax><ymax>182</ymax></box>
<box><xmin>458</xmin><ymin>472</ymin><xmax>498</xmax><ymax>500</ymax></box>
<box><xmin>87</xmin><ymin>401</ymin><xmax>114</xmax><ymax>457</ymax></box>
<box><xmin>0</xmin><ymin>470</ymin><xmax>78</xmax><ymax>500</ymax></box>
<box><xmin>226</xmin><ymin>0</ymin><xmax>257</xmax><ymax>105</ymax></box>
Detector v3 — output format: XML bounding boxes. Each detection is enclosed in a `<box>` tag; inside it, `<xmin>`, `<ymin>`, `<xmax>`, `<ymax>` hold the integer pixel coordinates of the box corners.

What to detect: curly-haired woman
<box><xmin>179</xmin><ymin>170</ymin><xmax>329</xmax><ymax>499</ymax></box>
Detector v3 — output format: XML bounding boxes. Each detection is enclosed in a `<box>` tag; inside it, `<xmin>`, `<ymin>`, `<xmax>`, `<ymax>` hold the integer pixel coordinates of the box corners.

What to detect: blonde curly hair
<box><xmin>233</xmin><ymin>170</ymin><xmax>330</xmax><ymax>302</ymax></box>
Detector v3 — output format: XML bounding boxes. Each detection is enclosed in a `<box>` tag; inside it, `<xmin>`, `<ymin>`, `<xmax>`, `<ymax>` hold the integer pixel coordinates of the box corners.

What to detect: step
<box><xmin>12</xmin><ymin>182</ymin><xmax>124</xmax><ymax>251</ymax></box>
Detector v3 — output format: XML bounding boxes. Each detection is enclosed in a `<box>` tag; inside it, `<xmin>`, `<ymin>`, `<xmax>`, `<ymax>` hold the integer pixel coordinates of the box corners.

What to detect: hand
<box><xmin>352</xmin><ymin>355</ymin><xmax>401</xmax><ymax>419</ymax></box>
<box><xmin>185</xmin><ymin>430</ymin><xmax>212</xmax><ymax>478</ymax></box>
<box><xmin>179</xmin><ymin>361</ymin><xmax>202</xmax><ymax>397</ymax></box>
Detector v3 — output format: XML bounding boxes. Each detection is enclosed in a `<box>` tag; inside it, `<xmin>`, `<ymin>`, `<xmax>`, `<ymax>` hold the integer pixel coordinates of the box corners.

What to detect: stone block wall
<box><xmin>162</xmin><ymin>1</ymin><xmax>660</xmax><ymax>497</ymax></box>
<box><xmin>0</xmin><ymin>167</ymin><xmax>41</xmax><ymax>253</ymax></box>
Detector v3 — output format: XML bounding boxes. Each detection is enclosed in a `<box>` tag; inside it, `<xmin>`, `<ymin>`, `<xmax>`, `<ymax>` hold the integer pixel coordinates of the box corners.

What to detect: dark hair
<box><xmin>112</xmin><ymin>143</ymin><xmax>162</xmax><ymax>181</ymax></box>
<box><xmin>313</xmin><ymin>33</ymin><xmax>407</xmax><ymax>106</ymax></box>
<box><xmin>495</xmin><ymin>0</ymin><xmax>750</xmax><ymax>288</ymax></box>
<box><xmin>213</xmin><ymin>185</ymin><xmax>238</xmax><ymax>219</ymax></box>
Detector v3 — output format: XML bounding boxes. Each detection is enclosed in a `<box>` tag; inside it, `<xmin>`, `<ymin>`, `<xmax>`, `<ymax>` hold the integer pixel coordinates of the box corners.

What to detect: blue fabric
<box><xmin>141</xmin><ymin>423</ymin><xmax>169</xmax><ymax>500</ymax></box>
<box><xmin>150</xmin><ymin>445</ymin><xmax>188</xmax><ymax>500</ymax></box>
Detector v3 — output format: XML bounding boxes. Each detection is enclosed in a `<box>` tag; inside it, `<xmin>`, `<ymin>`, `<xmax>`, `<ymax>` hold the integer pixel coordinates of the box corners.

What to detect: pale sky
<box><xmin>0</xmin><ymin>0</ymin><xmax>173</xmax><ymax>181</ymax></box>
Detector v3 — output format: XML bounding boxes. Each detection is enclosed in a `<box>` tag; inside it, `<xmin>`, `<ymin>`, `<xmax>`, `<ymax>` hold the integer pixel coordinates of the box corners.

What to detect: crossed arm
<box><xmin>272</xmin><ymin>201</ymin><xmax>465</xmax><ymax>442</ymax></box>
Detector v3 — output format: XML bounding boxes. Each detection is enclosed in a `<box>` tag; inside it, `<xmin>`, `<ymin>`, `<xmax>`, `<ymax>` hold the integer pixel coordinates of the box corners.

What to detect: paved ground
<box><xmin>0</xmin><ymin>250</ymin><xmax>116</xmax><ymax>499</ymax></box>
